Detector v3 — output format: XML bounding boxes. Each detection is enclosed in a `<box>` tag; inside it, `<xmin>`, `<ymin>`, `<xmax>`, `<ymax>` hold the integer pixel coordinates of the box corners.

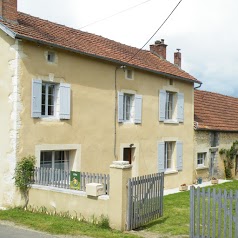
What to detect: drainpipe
<box><xmin>114</xmin><ymin>65</ymin><xmax>126</xmax><ymax>159</ymax></box>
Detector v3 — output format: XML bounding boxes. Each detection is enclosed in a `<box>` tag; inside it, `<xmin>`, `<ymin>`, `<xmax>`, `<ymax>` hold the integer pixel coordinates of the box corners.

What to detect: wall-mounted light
<box><xmin>130</xmin><ymin>143</ymin><xmax>134</xmax><ymax>147</ymax></box>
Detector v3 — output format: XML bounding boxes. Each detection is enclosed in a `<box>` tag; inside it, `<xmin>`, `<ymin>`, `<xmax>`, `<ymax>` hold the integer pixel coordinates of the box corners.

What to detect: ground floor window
<box><xmin>197</xmin><ymin>152</ymin><xmax>206</xmax><ymax>166</ymax></box>
<box><xmin>164</xmin><ymin>142</ymin><xmax>174</xmax><ymax>170</ymax></box>
<box><xmin>40</xmin><ymin>151</ymin><xmax>69</xmax><ymax>171</ymax></box>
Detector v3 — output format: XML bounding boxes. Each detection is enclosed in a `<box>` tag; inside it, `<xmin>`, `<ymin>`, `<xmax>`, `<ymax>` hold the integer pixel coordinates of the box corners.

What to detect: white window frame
<box><xmin>123</xmin><ymin>93</ymin><xmax>135</xmax><ymax>122</ymax></box>
<box><xmin>165</xmin><ymin>92</ymin><xmax>174</xmax><ymax>120</ymax></box>
<box><xmin>164</xmin><ymin>141</ymin><xmax>174</xmax><ymax>171</ymax></box>
<box><xmin>41</xmin><ymin>82</ymin><xmax>57</xmax><ymax>117</ymax></box>
<box><xmin>197</xmin><ymin>152</ymin><xmax>206</xmax><ymax>167</ymax></box>
<box><xmin>35</xmin><ymin>144</ymin><xmax>81</xmax><ymax>172</ymax></box>
<box><xmin>40</xmin><ymin>150</ymin><xmax>69</xmax><ymax>171</ymax></box>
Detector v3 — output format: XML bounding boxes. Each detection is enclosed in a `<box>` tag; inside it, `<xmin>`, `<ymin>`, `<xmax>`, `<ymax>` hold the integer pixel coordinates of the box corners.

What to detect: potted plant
<box><xmin>179</xmin><ymin>183</ymin><xmax>188</xmax><ymax>191</ymax></box>
<box><xmin>197</xmin><ymin>177</ymin><xmax>202</xmax><ymax>184</ymax></box>
<box><xmin>211</xmin><ymin>177</ymin><xmax>218</xmax><ymax>184</ymax></box>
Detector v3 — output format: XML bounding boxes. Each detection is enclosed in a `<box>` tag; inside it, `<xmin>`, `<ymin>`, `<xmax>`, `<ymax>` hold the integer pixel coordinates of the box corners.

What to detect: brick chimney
<box><xmin>174</xmin><ymin>49</ymin><xmax>181</xmax><ymax>68</ymax></box>
<box><xmin>150</xmin><ymin>39</ymin><xmax>167</xmax><ymax>59</ymax></box>
<box><xmin>0</xmin><ymin>0</ymin><xmax>18</xmax><ymax>24</ymax></box>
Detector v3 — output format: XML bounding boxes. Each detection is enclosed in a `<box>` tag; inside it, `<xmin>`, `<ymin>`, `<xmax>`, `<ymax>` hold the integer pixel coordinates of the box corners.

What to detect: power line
<box><xmin>79</xmin><ymin>0</ymin><xmax>153</xmax><ymax>30</ymax></box>
<box><xmin>126</xmin><ymin>0</ymin><xmax>183</xmax><ymax>64</ymax></box>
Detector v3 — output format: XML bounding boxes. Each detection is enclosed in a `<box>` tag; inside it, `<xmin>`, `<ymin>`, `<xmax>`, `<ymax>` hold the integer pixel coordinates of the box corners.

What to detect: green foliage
<box><xmin>98</xmin><ymin>215</ymin><xmax>110</xmax><ymax>229</ymax></box>
<box><xmin>0</xmin><ymin>208</ymin><xmax>137</xmax><ymax>238</ymax></box>
<box><xmin>219</xmin><ymin>141</ymin><xmax>238</xmax><ymax>179</ymax></box>
<box><xmin>14</xmin><ymin>155</ymin><xmax>36</xmax><ymax>208</ymax></box>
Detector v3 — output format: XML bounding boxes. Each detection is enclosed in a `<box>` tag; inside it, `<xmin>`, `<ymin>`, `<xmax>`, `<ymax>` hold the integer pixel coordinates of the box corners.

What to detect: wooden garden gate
<box><xmin>127</xmin><ymin>172</ymin><xmax>164</xmax><ymax>230</ymax></box>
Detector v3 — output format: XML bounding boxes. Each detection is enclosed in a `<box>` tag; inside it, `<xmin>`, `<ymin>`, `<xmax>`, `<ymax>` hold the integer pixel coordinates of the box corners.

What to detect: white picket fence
<box><xmin>32</xmin><ymin>167</ymin><xmax>110</xmax><ymax>194</ymax></box>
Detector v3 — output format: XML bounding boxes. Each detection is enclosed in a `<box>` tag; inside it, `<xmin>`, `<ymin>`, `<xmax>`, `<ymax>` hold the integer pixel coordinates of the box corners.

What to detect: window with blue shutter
<box><xmin>118</xmin><ymin>92</ymin><xmax>142</xmax><ymax>123</ymax></box>
<box><xmin>159</xmin><ymin>90</ymin><xmax>166</xmax><ymax>121</ymax></box>
<box><xmin>176</xmin><ymin>141</ymin><xmax>183</xmax><ymax>171</ymax></box>
<box><xmin>32</xmin><ymin>79</ymin><xmax>42</xmax><ymax>118</ymax></box>
<box><xmin>158</xmin><ymin>142</ymin><xmax>165</xmax><ymax>173</ymax></box>
<box><xmin>177</xmin><ymin>93</ymin><xmax>184</xmax><ymax>122</ymax></box>
<box><xmin>134</xmin><ymin>94</ymin><xmax>142</xmax><ymax>124</ymax></box>
<box><xmin>59</xmin><ymin>83</ymin><xmax>71</xmax><ymax>120</ymax></box>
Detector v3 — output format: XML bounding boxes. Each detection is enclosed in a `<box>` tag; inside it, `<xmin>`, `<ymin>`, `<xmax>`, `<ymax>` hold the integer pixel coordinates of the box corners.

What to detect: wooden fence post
<box><xmin>190</xmin><ymin>186</ymin><xmax>195</xmax><ymax>238</ymax></box>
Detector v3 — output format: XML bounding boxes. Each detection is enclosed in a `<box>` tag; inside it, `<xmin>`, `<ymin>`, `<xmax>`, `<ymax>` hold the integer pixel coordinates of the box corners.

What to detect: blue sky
<box><xmin>18</xmin><ymin>0</ymin><xmax>238</xmax><ymax>96</ymax></box>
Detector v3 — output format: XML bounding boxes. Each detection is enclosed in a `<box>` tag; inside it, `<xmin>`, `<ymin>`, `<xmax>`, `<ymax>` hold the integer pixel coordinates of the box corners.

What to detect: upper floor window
<box><xmin>210</xmin><ymin>132</ymin><xmax>219</xmax><ymax>147</ymax></box>
<box><xmin>118</xmin><ymin>91</ymin><xmax>142</xmax><ymax>124</ymax></box>
<box><xmin>159</xmin><ymin>90</ymin><xmax>184</xmax><ymax>123</ymax></box>
<box><xmin>125</xmin><ymin>69</ymin><xmax>134</xmax><ymax>80</ymax></box>
<box><xmin>165</xmin><ymin>92</ymin><xmax>174</xmax><ymax>120</ymax></box>
<box><xmin>124</xmin><ymin>93</ymin><xmax>135</xmax><ymax>121</ymax></box>
<box><xmin>47</xmin><ymin>51</ymin><xmax>56</xmax><ymax>63</ymax></box>
<box><xmin>32</xmin><ymin>79</ymin><xmax>71</xmax><ymax>120</ymax></box>
<box><xmin>42</xmin><ymin>83</ymin><xmax>55</xmax><ymax>116</ymax></box>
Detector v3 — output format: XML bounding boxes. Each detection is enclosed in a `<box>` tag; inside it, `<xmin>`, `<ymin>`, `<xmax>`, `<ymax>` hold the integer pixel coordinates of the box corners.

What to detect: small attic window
<box><xmin>125</xmin><ymin>69</ymin><xmax>134</xmax><ymax>80</ymax></box>
<box><xmin>47</xmin><ymin>51</ymin><xmax>56</xmax><ymax>63</ymax></box>
<box><xmin>169</xmin><ymin>79</ymin><xmax>174</xmax><ymax>85</ymax></box>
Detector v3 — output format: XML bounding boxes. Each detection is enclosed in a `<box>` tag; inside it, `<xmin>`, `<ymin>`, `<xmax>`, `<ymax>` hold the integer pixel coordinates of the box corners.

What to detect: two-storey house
<box><xmin>0</xmin><ymin>0</ymin><xmax>201</xmax><ymax>207</ymax></box>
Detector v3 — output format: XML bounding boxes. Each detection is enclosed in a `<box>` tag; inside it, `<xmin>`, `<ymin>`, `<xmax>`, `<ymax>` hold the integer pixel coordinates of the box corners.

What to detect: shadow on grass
<box><xmin>135</xmin><ymin>216</ymin><xmax>169</xmax><ymax>230</ymax></box>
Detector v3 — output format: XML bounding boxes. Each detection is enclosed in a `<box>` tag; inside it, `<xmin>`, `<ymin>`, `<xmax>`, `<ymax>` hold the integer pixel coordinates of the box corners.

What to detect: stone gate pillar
<box><xmin>109</xmin><ymin>161</ymin><xmax>132</xmax><ymax>231</ymax></box>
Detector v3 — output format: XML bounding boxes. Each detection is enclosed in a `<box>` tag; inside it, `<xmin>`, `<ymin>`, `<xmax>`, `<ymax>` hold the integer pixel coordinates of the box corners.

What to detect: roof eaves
<box><xmin>0</xmin><ymin>22</ymin><xmax>17</xmax><ymax>38</ymax></box>
<box><xmin>17</xmin><ymin>33</ymin><xmax>199</xmax><ymax>84</ymax></box>
<box><xmin>0</xmin><ymin>21</ymin><xmax>199</xmax><ymax>84</ymax></box>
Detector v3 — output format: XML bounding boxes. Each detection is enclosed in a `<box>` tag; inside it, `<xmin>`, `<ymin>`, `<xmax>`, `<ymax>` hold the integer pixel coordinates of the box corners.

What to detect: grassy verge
<box><xmin>0</xmin><ymin>208</ymin><xmax>140</xmax><ymax>238</ymax></box>
<box><xmin>143</xmin><ymin>180</ymin><xmax>238</xmax><ymax>236</ymax></box>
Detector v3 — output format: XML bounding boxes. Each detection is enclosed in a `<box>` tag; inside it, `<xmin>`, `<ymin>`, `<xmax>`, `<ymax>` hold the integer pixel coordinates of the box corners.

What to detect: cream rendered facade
<box><xmin>0</xmin><ymin>30</ymin><xmax>195</xmax><ymax>206</ymax></box>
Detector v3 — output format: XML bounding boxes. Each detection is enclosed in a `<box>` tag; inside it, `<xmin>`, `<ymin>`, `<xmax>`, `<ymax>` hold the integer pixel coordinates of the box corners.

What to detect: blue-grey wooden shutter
<box><xmin>134</xmin><ymin>94</ymin><xmax>142</xmax><ymax>124</ymax></box>
<box><xmin>59</xmin><ymin>83</ymin><xmax>71</xmax><ymax>119</ymax></box>
<box><xmin>118</xmin><ymin>92</ymin><xmax>124</xmax><ymax>122</ymax></box>
<box><xmin>176</xmin><ymin>141</ymin><xmax>183</xmax><ymax>171</ymax></box>
<box><xmin>159</xmin><ymin>90</ymin><xmax>166</xmax><ymax>121</ymax></box>
<box><xmin>31</xmin><ymin>79</ymin><xmax>42</xmax><ymax>118</ymax></box>
<box><xmin>177</xmin><ymin>93</ymin><xmax>184</xmax><ymax>122</ymax></box>
<box><xmin>158</xmin><ymin>142</ymin><xmax>165</xmax><ymax>173</ymax></box>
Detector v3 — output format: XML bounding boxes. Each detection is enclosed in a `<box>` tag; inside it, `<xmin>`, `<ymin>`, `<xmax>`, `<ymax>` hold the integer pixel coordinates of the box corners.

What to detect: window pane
<box><xmin>48</xmin><ymin>106</ymin><xmax>54</xmax><ymax>116</ymax></box>
<box><xmin>41</xmin><ymin>105</ymin><xmax>45</xmax><ymax>115</ymax></box>
<box><xmin>48</xmin><ymin>85</ymin><xmax>55</xmax><ymax>95</ymax></box>
<box><xmin>165</xmin><ymin>142</ymin><xmax>173</xmax><ymax>169</ymax></box>
<box><xmin>124</xmin><ymin>94</ymin><xmax>134</xmax><ymax>121</ymax></box>
<box><xmin>54</xmin><ymin>151</ymin><xmax>69</xmax><ymax>170</ymax></box>
<box><xmin>165</xmin><ymin>92</ymin><xmax>173</xmax><ymax>119</ymax></box>
<box><xmin>40</xmin><ymin>151</ymin><xmax>52</xmax><ymax>168</ymax></box>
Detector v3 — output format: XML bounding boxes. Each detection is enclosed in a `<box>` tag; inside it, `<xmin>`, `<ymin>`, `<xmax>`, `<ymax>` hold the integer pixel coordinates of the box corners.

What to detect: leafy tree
<box><xmin>14</xmin><ymin>155</ymin><xmax>36</xmax><ymax>208</ymax></box>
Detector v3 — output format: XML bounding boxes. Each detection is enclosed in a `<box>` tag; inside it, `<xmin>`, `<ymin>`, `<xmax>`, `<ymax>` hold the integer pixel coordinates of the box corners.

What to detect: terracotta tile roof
<box><xmin>0</xmin><ymin>12</ymin><xmax>200</xmax><ymax>83</ymax></box>
<box><xmin>194</xmin><ymin>90</ymin><xmax>238</xmax><ymax>131</ymax></box>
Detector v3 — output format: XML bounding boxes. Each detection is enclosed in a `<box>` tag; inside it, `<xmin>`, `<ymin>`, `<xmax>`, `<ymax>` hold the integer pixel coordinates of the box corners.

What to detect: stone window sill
<box><xmin>196</xmin><ymin>166</ymin><xmax>209</xmax><ymax>170</ymax></box>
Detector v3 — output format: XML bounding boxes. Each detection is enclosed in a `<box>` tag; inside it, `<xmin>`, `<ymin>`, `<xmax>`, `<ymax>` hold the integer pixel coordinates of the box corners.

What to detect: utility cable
<box><xmin>79</xmin><ymin>0</ymin><xmax>153</xmax><ymax>30</ymax></box>
<box><xmin>126</xmin><ymin>0</ymin><xmax>183</xmax><ymax>64</ymax></box>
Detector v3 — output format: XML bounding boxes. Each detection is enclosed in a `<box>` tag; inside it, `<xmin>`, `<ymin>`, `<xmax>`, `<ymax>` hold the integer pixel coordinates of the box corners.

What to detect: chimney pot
<box><xmin>150</xmin><ymin>39</ymin><xmax>167</xmax><ymax>59</ymax></box>
<box><xmin>174</xmin><ymin>50</ymin><xmax>182</xmax><ymax>68</ymax></box>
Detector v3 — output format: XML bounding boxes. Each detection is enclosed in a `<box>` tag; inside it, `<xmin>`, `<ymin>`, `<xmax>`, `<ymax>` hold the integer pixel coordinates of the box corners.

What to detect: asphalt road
<box><xmin>0</xmin><ymin>223</ymin><xmax>58</xmax><ymax>238</ymax></box>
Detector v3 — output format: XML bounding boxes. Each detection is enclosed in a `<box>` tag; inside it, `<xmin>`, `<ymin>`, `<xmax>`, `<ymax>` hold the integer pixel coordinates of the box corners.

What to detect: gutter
<box><xmin>0</xmin><ymin>22</ymin><xmax>201</xmax><ymax>85</ymax></box>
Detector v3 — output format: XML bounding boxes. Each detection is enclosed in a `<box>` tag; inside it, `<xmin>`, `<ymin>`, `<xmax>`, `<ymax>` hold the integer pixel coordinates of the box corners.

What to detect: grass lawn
<box><xmin>143</xmin><ymin>180</ymin><xmax>238</xmax><ymax>236</ymax></box>
<box><xmin>0</xmin><ymin>208</ymin><xmax>140</xmax><ymax>238</ymax></box>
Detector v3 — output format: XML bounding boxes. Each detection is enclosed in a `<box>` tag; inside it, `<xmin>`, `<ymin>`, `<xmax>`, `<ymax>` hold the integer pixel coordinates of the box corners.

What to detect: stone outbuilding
<box><xmin>194</xmin><ymin>89</ymin><xmax>238</xmax><ymax>181</ymax></box>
